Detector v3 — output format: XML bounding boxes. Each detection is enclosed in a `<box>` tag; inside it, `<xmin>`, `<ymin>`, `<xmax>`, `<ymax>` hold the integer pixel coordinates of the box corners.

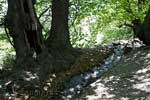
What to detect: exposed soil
<box><xmin>1</xmin><ymin>40</ymin><xmax>150</xmax><ymax>100</ymax></box>
<box><xmin>77</xmin><ymin>47</ymin><xmax>150</xmax><ymax>100</ymax></box>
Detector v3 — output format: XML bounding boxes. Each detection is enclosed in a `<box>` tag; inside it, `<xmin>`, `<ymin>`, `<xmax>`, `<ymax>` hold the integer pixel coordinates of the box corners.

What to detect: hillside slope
<box><xmin>78</xmin><ymin>47</ymin><xmax>150</xmax><ymax>100</ymax></box>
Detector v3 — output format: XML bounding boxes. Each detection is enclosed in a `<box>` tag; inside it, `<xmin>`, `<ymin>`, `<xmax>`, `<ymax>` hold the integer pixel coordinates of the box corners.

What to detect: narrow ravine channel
<box><xmin>61</xmin><ymin>40</ymin><xmax>143</xmax><ymax>99</ymax></box>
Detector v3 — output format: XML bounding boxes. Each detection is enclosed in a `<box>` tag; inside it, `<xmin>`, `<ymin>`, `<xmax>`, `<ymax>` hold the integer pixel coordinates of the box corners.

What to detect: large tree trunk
<box><xmin>6</xmin><ymin>0</ymin><xmax>29</xmax><ymax>60</ymax></box>
<box><xmin>139</xmin><ymin>6</ymin><xmax>150</xmax><ymax>45</ymax></box>
<box><xmin>46</xmin><ymin>0</ymin><xmax>72</xmax><ymax>49</ymax></box>
<box><xmin>6</xmin><ymin>0</ymin><xmax>44</xmax><ymax>61</ymax></box>
<box><xmin>46</xmin><ymin>0</ymin><xmax>78</xmax><ymax>68</ymax></box>
<box><xmin>134</xmin><ymin>7</ymin><xmax>150</xmax><ymax>45</ymax></box>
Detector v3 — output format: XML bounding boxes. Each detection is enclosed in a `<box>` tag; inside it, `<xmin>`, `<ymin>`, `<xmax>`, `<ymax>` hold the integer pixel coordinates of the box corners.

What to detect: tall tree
<box><xmin>5</xmin><ymin>0</ymin><xmax>43</xmax><ymax>61</ymax></box>
<box><xmin>46</xmin><ymin>0</ymin><xmax>71</xmax><ymax>49</ymax></box>
<box><xmin>46</xmin><ymin>0</ymin><xmax>77</xmax><ymax>67</ymax></box>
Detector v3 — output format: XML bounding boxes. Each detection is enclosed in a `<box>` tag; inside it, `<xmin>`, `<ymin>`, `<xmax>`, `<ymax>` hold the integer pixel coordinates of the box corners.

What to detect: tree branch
<box><xmin>4</xmin><ymin>25</ymin><xmax>15</xmax><ymax>48</ymax></box>
<box><xmin>38</xmin><ymin>6</ymin><xmax>50</xmax><ymax>19</ymax></box>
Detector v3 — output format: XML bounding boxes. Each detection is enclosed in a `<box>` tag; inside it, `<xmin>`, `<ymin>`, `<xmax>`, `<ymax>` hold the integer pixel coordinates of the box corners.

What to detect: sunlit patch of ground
<box><xmin>78</xmin><ymin>47</ymin><xmax>150</xmax><ymax>100</ymax></box>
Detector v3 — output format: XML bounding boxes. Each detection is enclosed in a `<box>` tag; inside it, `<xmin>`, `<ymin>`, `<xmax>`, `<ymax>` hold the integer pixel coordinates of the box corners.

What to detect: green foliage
<box><xmin>103</xmin><ymin>27</ymin><xmax>133</xmax><ymax>43</ymax></box>
<box><xmin>35</xmin><ymin>0</ymin><xmax>51</xmax><ymax>39</ymax></box>
<box><xmin>0</xmin><ymin>33</ymin><xmax>7</xmax><ymax>41</ymax></box>
<box><xmin>2</xmin><ymin>54</ymin><xmax>15</xmax><ymax>65</ymax></box>
<box><xmin>0</xmin><ymin>0</ymin><xmax>149</xmax><ymax>49</ymax></box>
<box><xmin>33</xmin><ymin>0</ymin><xmax>150</xmax><ymax>48</ymax></box>
<box><xmin>69</xmin><ymin>0</ymin><xmax>149</xmax><ymax>47</ymax></box>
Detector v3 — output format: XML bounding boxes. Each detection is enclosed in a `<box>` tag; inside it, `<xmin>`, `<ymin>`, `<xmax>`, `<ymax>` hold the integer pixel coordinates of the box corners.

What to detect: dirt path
<box><xmin>77</xmin><ymin>47</ymin><xmax>150</xmax><ymax>100</ymax></box>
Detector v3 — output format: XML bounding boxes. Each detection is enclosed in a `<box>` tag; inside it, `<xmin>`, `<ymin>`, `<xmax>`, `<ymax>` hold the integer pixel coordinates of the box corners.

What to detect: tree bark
<box><xmin>6</xmin><ymin>0</ymin><xmax>44</xmax><ymax>61</ymax></box>
<box><xmin>6</xmin><ymin>0</ymin><xmax>29</xmax><ymax>60</ymax></box>
<box><xmin>45</xmin><ymin>0</ymin><xmax>78</xmax><ymax>68</ymax></box>
<box><xmin>46</xmin><ymin>0</ymin><xmax>72</xmax><ymax>49</ymax></box>
<box><xmin>137</xmin><ymin>6</ymin><xmax>150</xmax><ymax>45</ymax></box>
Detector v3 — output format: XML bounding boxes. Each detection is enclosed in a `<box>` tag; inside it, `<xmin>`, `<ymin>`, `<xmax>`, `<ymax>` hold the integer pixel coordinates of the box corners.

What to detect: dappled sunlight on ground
<box><xmin>78</xmin><ymin>47</ymin><xmax>150</xmax><ymax>100</ymax></box>
<box><xmin>133</xmin><ymin>65</ymin><xmax>150</xmax><ymax>93</ymax></box>
<box><xmin>1</xmin><ymin>39</ymin><xmax>150</xmax><ymax>100</ymax></box>
<box><xmin>86</xmin><ymin>79</ymin><xmax>116</xmax><ymax>100</ymax></box>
